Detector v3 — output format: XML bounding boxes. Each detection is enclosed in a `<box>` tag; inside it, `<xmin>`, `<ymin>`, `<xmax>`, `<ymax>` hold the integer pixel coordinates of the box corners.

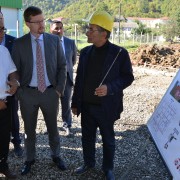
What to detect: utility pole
<box><xmin>74</xmin><ymin>23</ymin><xmax>78</xmax><ymax>46</ymax></box>
<box><xmin>118</xmin><ymin>2</ymin><xmax>121</xmax><ymax>44</ymax></box>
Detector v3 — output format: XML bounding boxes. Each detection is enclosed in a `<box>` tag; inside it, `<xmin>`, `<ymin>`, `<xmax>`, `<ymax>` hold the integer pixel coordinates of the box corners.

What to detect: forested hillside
<box><xmin>23</xmin><ymin>0</ymin><xmax>75</xmax><ymax>15</ymax></box>
<box><xmin>23</xmin><ymin>0</ymin><xmax>180</xmax><ymax>22</ymax></box>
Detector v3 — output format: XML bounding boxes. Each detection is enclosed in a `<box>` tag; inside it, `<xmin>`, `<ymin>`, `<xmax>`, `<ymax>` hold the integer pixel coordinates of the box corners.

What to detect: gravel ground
<box><xmin>1</xmin><ymin>66</ymin><xmax>178</xmax><ymax>180</ymax></box>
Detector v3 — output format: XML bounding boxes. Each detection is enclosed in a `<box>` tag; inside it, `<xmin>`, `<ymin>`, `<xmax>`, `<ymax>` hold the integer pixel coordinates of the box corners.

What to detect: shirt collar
<box><xmin>0</xmin><ymin>34</ymin><xmax>5</xmax><ymax>46</ymax></box>
<box><xmin>60</xmin><ymin>36</ymin><xmax>64</xmax><ymax>42</ymax></box>
<box><xmin>30</xmin><ymin>33</ymin><xmax>44</xmax><ymax>41</ymax></box>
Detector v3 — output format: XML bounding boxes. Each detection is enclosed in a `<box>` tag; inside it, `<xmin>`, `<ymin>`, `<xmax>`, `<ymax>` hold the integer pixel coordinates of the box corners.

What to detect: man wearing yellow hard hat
<box><xmin>71</xmin><ymin>11</ymin><xmax>134</xmax><ymax>180</ymax></box>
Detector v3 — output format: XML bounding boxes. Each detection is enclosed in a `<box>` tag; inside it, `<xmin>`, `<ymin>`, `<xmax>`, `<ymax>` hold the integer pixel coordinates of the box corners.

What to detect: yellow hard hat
<box><xmin>88</xmin><ymin>11</ymin><xmax>114</xmax><ymax>32</ymax></box>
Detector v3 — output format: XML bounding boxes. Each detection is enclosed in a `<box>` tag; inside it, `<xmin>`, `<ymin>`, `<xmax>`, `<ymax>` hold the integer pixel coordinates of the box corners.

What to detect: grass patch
<box><xmin>72</xmin><ymin>36</ymin><xmax>140</xmax><ymax>52</ymax></box>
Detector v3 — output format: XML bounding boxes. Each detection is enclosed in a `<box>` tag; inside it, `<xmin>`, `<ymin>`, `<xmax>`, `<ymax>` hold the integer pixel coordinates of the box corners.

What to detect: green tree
<box><xmin>96</xmin><ymin>2</ymin><xmax>109</xmax><ymax>12</ymax></box>
<box><xmin>132</xmin><ymin>20</ymin><xmax>151</xmax><ymax>35</ymax></box>
<box><xmin>161</xmin><ymin>13</ymin><xmax>180</xmax><ymax>39</ymax></box>
<box><xmin>170</xmin><ymin>5</ymin><xmax>180</xmax><ymax>36</ymax></box>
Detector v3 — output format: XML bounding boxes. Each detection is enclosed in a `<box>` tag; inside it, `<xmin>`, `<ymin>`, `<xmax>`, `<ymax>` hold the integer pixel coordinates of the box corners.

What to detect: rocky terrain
<box><xmin>0</xmin><ymin>66</ymin><xmax>177</xmax><ymax>180</ymax></box>
<box><xmin>1</xmin><ymin>43</ymin><xmax>179</xmax><ymax>179</ymax></box>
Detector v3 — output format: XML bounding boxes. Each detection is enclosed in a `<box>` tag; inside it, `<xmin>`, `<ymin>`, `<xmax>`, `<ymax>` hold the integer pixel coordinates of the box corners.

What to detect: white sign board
<box><xmin>147</xmin><ymin>69</ymin><xmax>180</xmax><ymax>180</ymax></box>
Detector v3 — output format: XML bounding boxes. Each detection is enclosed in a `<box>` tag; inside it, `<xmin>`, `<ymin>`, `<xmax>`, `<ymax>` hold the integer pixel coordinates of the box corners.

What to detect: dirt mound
<box><xmin>130</xmin><ymin>43</ymin><xmax>180</xmax><ymax>68</ymax></box>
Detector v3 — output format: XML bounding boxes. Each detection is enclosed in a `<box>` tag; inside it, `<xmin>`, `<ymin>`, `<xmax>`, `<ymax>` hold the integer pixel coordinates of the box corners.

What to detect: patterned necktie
<box><xmin>35</xmin><ymin>38</ymin><xmax>46</xmax><ymax>93</ymax></box>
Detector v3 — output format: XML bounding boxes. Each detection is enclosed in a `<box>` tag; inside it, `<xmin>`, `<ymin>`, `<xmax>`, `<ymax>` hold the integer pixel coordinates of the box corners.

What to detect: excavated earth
<box><xmin>1</xmin><ymin>43</ymin><xmax>179</xmax><ymax>180</ymax></box>
<box><xmin>130</xmin><ymin>43</ymin><xmax>180</xmax><ymax>68</ymax></box>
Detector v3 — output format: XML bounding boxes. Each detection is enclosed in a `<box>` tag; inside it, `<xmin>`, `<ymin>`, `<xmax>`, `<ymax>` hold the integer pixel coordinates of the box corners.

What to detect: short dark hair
<box><xmin>24</xmin><ymin>6</ymin><xmax>42</xmax><ymax>22</ymax></box>
<box><xmin>51</xmin><ymin>20</ymin><xmax>63</xmax><ymax>27</ymax></box>
<box><xmin>98</xmin><ymin>26</ymin><xmax>111</xmax><ymax>39</ymax></box>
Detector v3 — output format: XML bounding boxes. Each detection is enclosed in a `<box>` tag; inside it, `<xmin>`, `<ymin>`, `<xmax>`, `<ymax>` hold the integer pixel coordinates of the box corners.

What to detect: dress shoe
<box><xmin>74</xmin><ymin>164</ymin><xmax>94</xmax><ymax>175</ymax></box>
<box><xmin>14</xmin><ymin>144</ymin><xmax>23</xmax><ymax>157</ymax></box>
<box><xmin>62</xmin><ymin>126</ymin><xmax>72</xmax><ymax>136</ymax></box>
<box><xmin>52</xmin><ymin>157</ymin><xmax>67</xmax><ymax>171</ymax></box>
<box><xmin>21</xmin><ymin>160</ymin><xmax>35</xmax><ymax>175</ymax></box>
<box><xmin>104</xmin><ymin>170</ymin><xmax>115</xmax><ymax>180</ymax></box>
<box><xmin>0</xmin><ymin>168</ymin><xmax>17</xmax><ymax>179</ymax></box>
<box><xmin>62</xmin><ymin>122</ymin><xmax>72</xmax><ymax>136</ymax></box>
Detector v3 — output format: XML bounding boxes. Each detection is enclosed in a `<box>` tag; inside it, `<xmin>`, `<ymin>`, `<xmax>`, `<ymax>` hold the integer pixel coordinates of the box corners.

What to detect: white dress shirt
<box><xmin>0</xmin><ymin>45</ymin><xmax>17</xmax><ymax>99</ymax></box>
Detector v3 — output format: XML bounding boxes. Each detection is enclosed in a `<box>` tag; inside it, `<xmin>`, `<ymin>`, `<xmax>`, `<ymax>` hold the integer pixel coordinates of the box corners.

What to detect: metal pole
<box><xmin>74</xmin><ymin>24</ymin><xmax>77</xmax><ymax>46</ymax></box>
<box><xmin>16</xmin><ymin>20</ymin><xmax>19</xmax><ymax>38</ymax></box>
<box><xmin>118</xmin><ymin>2</ymin><xmax>121</xmax><ymax>44</ymax></box>
<box><xmin>111</xmin><ymin>27</ymin><xmax>114</xmax><ymax>43</ymax></box>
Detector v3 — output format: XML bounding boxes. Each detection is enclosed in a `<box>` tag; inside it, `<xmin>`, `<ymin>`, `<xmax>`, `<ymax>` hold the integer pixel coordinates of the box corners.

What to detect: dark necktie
<box><xmin>35</xmin><ymin>39</ymin><xmax>46</xmax><ymax>93</ymax></box>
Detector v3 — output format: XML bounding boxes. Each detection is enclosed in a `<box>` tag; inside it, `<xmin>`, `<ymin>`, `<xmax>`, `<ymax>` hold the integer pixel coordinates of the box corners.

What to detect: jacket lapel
<box><xmin>101</xmin><ymin>43</ymin><xmax>115</xmax><ymax>79</ymax></box>
<box><xmin>25</xmin><ymin>33</ymin><xmax>34</xmax><ymax>73</ymax></box>
<box><xmin>43</xmin><ymin>33</ymin><xmax>50</xmax><ymax>68</ymax></box>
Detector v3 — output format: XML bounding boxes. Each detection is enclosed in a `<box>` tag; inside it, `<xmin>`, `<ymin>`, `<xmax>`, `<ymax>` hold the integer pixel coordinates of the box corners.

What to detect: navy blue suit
<box><xmin>5</xmin><ymin>34</ymin><xmax>21</xmax><ymax>146</ymax></box>
<box><xmin>72</xmin><ymin>41</ymin><xmax>134</xmax><ymax>171</ymax></box>
<box><xmin>61</xmin><ymin>36</ymin><xmax>77</xmax><ymax>127</ymax></box>
<box><xmin>5</xmin><ymin>34</ymin><xmax>15</xmax><ymax>54</ymax></box>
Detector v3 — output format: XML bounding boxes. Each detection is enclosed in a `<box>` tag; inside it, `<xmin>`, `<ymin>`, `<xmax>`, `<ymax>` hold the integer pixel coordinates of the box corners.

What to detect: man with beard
<box><xmin>12</xmin><ymin>6</ymin><xmax>67</xmax><ymax>175</ymax></box>
<box><xmin>50</xmin><ymin>20</ymin><xmax>77</xmax><ymax>136</ymax></box>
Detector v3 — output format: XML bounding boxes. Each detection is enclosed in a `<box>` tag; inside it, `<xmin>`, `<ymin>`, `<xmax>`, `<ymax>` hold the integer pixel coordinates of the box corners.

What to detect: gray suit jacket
<box><xmin>63</xmin><ymin>36</ymin><xmax>77</xmax><ymax>84</ymax></box>
<box><xmin>12</xmin><ymin>33</ymin><xmax>67</xmax><ymax>94</ymax></box>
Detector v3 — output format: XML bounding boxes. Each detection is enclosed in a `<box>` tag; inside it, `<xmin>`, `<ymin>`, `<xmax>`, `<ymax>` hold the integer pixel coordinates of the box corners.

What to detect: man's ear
<box><xmin>25</xmin><ymin>21</ymin><xmax>30</xmax><ymax>28</ymax></box>
<box><xmin>102</xmin><ymin>30</ymin><xmax>108</xmax><ymax>39</ymax></box>
<box><xmin>49</xmin><ymin>24</ymin><xmax>54</xmax><ymax>33</ymax></box>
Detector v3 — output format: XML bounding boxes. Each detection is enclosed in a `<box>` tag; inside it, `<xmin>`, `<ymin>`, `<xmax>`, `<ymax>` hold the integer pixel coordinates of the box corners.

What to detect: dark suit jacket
<box><xmin>63</xmin><ymin>36</ymin><xmax>77</xmax><ymax>84</ymax></box>
<box><xmin>5</xmin><ymin>34</ymin><xmax>16</xmax><ymax>54</ymax></box>
<box><xmin>72</xmin><ymin>41</ymin><xmax>134</xmax><ymax>121</ymax></box>
<box><xmin>12</xmin><ymin>33</ymin><xmax>67</xmax><ymax>94</ymax></box>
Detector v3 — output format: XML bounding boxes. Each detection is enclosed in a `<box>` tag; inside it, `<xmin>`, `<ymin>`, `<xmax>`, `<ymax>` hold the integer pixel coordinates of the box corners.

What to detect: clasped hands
<box><xmin>6</xmin><ymin>79</ymin><xmax>19</xmax><ymax>95</ymax></box>
<box><xmin>0</xmin><ymin>79</ymin><xmax>19</xmax><ymax>110</ymax></box>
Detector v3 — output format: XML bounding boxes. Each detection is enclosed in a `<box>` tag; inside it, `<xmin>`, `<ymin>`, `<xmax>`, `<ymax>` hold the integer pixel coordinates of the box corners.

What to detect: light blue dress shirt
<box><xmin>61</xmin><ymin>36</ymin><xmax>66</xmax><ymax>55</ymax></box>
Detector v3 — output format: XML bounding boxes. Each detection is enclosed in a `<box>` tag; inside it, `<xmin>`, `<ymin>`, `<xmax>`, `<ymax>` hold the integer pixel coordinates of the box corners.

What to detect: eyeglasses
<box><xmin>27</xmin><ymin>19</ymin><xmax>45</xmax><ymax>25</ymax></box>
<box><xmin>0</xmin><ymin>27</ymin><xmax>7</xmax><ymax>33</ymax></box>
<box><xmin>86</xmin><ymin>28</ymin><xmax>100</xmax><ymax>33</ymax></box>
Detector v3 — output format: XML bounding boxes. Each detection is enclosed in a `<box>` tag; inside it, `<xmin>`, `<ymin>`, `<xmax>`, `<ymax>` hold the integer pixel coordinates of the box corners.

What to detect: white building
<box><xmin>0</xmin><ymin>0</ymin><xmax>23</xmax><ymax>37</ymax></box>
<box><xmin>127</xmin><ymin>17</ymin><xmax>169</xmax><ymax>28</ymax></box>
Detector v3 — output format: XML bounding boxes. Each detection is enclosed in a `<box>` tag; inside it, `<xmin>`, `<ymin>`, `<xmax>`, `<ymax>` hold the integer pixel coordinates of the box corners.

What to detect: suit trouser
<box><xmin>19</xmin><ymin>87</ymin><xmax>60</xmax><ymax>161</ymax></box>
<box><xmin>60</xmin><ymin>75</ymin><xmax>73</xmax><ymax>127</ymax></box>
<box><xmin>81</xmin><ymin>103</ymin><xmax>115</xmax><ymax>171</ymax></box>
<box><xmin>11</xmin><ymin>96</ymin><xmax>21</xmax><ymax>145</ymax></box>
<box><xmin>0</xmin><ymin>97</ymin><xmax>12</xmax><ymax>171</ymax></box>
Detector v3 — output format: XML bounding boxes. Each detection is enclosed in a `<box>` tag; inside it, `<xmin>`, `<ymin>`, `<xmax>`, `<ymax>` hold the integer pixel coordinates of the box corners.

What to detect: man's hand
<box><xmin>55</xmin><ymin>90</ymin><xmax>61</xmax><ymax>97</ymax></box>
<box><xmin>71</xmin><ymin>107</ymin><xmax>77</xmax><ymax>115</ymax></box>
<box><xmin>94</xmin><ymin>85</ymin><xmax>107</xmax><ymax>97</ymax></box>
<box><xmin>6</xmin><ymin>79</ymin><xmax>19</xmax><ymax>95</ymax></box>
<box><xmin>0</xmin><ymin>100</ymin><xmax>7</xmax><ymax>110</ymax></box>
